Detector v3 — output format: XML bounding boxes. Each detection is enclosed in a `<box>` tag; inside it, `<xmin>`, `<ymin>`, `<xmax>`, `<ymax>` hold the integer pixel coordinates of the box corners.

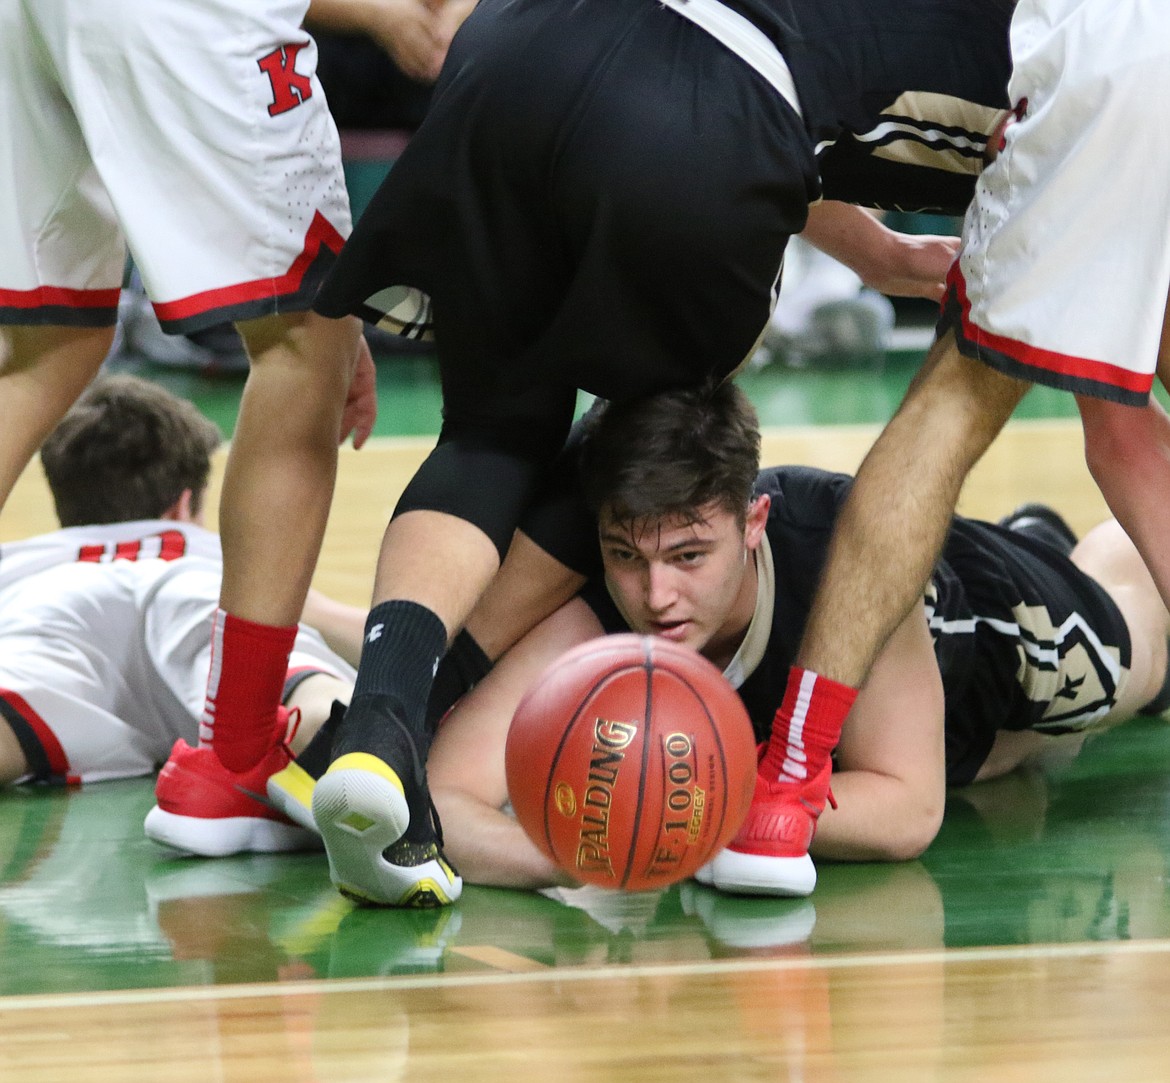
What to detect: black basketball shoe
<box><xmin>997</xmin><ymin>503</ymin><xmax>1078</xmax><ymax>558</ymax></box>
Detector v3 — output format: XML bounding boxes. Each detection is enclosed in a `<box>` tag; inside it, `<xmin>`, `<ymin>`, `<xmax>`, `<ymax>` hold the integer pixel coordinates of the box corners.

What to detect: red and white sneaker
<box><xmin>696</xmin><ymin>762</ymin><xmax>832</xmax><ymax>898</ymax></box>
<box><xmin>145</xmin><ymin>713</ymin><xmax>319</xmax><ymax>857</ymax></box>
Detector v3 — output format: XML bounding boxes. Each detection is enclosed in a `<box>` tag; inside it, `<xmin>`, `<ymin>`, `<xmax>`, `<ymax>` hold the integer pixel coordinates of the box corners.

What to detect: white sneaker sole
<box><xmin>679</xmin><ymin>880</ymin><xmax>818</xmax><ymax>948</ymax></box>
<box><xmin>143</xmin><ymin>805</ymin><xmax>319</xmax><ymax>857</ymax></box>
<box><xmin>696</xmin><ymin>847</ymin><xmax>817</xmax><ymax>898</ymax></box>
<box><xmin>311</xmin><ymin>754</ymin><xmax>462</xmax><ymax>907</ymax></box>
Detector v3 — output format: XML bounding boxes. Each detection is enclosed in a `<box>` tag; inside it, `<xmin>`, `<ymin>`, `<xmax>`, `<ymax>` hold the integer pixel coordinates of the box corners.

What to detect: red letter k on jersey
<box><xmin>258</xmin><ymin>42</ymin><xmax>313</xmax><ymax>116</ymax></box>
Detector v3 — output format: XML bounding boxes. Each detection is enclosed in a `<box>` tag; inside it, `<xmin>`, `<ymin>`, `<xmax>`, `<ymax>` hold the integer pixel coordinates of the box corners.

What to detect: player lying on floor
<box><xmin>422</xmin><ymin>382</ymin><xmax>1170</xmax><ymax>894</ymax></box>
<box><xmin>0</xmin><ymin>376</ymin><xmax>361</xmax><ymax>857</ymax></box>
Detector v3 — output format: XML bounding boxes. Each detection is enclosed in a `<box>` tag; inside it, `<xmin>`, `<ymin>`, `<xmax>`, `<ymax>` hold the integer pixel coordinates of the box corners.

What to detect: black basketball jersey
<box><xmin>584</xmin><ymin>465</ymin><xmax>1131</xmax><ymax>785</ymax></box>
<box><xmin>722</xmin><ymin>0</ymin><xmax>1016</xmax><ymax>214</ymax></box>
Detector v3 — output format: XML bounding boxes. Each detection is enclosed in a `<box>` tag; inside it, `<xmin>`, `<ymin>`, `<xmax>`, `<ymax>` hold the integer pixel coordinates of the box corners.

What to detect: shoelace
<box><xmin>428</xmin><ymin>794</ymin><xmax>446</xmax><ymax>848</ymax></box>
<box><xmin>280</xmin><ymin>705</ymin><xmax>303</xmax><ymax>749</ymax></box>
<box><xmin>755</xmin><ymin>741</ymin><xmax>838</xmax><ymax>811</ymax></box>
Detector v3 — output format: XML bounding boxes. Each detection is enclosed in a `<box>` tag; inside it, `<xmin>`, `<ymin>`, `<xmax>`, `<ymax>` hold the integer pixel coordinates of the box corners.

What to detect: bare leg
<box><xmin>193</xmin><ymin>309</ymin><xmax>361</xmax><ymax>775</ymax></box>
<box><xmin>463</xmin><ymin>530</ymin><xmax>586</xmax><ymax>661</ymax></box>
<box><xmin>0</xmin><ymin>719</ymin><xmax>27</xmax><ymax>785</ymax></box>
<box><xmin>1069</xmin><ymin>518</ymin><xmax>1170</xmax><ymax>718</ymax></box>
<box><xmin>223</xmin><ymin>310</ymin><xmax>360</xmax><ymax>626</ymax></box>
<box><xmin>1077</xmin><ymin>283</ymin><xmax>1170</xmax><ymax>618</ymax></box>
<box><xmin>798</xmin><ymin>333</ymin><xmax>1029</xmax><ymax>684</ymax></box>
<box><xmin>0</xmin><ymin>324</ymin><xmax>113</xmax><ymax>511</ymax></box>
<box><xmin>284</xmin><ymin>672</ymin><xmax>353</xmax><ymax>757</ymax></box>
<box><xmin>370</xmin><ymin>510</ymin><xmax>501</xmax><ymax>634</ymax></box>
<box><xmin>313</xmin><ymin>478</ymin><xmax>570</xmax><ymax>907</ymax></box>
<box><xmin>705</xmin><ymin>336</ymin><xmax>1029</xmax><ymax>899</ymax></box>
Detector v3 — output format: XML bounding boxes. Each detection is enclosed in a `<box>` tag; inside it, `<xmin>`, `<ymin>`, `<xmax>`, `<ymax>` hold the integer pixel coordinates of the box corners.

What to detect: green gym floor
<box><xmin>5</xmin><ymin>333</ymin><xmax>1170</xmax><ymax>1005</ymax></box>
<box><xmin>5</xmin><ymin>709</ymin><xmax>1170</xmax><ymax>995</ymax></box>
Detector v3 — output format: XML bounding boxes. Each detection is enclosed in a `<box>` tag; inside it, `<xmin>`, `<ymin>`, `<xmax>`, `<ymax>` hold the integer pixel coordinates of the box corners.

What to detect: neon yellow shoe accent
<box><xmin>342</xmin><ymin>812</ymin><xmax>378</xmax><ymax>832</ymax></box>
<box><xmin>400</xmin><ymin>879</ymin><xmax>459</xmax><ymax>908</ymax></box>
<box><xmin>325</xmin><ymin>752</ymin><xmax>406</xmax><ymax>796</ymax></box>
<box><xmin>268</xmin><ymin>761</ymin><xmax>315</xmax><ymax>810</ymax></box>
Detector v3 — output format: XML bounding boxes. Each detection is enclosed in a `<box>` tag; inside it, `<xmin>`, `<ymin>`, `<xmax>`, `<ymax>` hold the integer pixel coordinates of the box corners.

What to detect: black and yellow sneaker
<box><xmin>310</xmin><ymin>696</ymin><xmax>461</xmax><ymax>908</ymax></box>
<box><xmin>266</xmin><ymin>700</ymin><xmax>347</xmax><ymax>834</ymax></box>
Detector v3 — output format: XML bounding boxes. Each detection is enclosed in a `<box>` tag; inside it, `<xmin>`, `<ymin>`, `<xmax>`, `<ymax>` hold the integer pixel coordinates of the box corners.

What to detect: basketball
<box><xmin>505</xmin><ymin>634</ymin><xmax>757</xmax><ymax>892</ymax></box>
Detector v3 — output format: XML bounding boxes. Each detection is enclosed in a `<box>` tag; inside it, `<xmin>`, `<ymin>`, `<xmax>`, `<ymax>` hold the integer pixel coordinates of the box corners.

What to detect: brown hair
<box><xmin>578</xmin><ymin>381</ymin><xmax>761</xmax><ymax>528</ymax></box>
<box><xmin>40</xmin><ymin>375</ymin><xmax>223</xmax><ymax>526</ymax></box>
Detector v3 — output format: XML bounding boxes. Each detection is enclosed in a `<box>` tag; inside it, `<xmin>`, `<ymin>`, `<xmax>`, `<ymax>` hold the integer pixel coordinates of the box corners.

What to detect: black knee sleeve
<box><xmin>518</xmin><ymin>405</ymin><xmax>605</xmax><ymax>576</ymax></box>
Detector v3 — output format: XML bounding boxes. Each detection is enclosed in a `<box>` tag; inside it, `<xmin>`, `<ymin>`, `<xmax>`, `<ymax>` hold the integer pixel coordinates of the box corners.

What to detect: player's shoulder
<box><xmin>0</xmin><ymin>520</ymin><xmax>221</xmax><ymax>591</ymax></box>
<box><xmin>755</xmin><ymin>464</ymin><xmax>852</xmax><ymax>528</ymax></box>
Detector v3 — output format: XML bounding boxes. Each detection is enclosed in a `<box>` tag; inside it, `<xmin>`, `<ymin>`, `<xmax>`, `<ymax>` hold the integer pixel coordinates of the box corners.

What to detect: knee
<box><xmin>236</xmin><ymin>311</ymin><xmax>359</xmax><ymax>378</ymax></box>
<box><xmin>1078</xmin><ymin>396</ymin><xmax>1151</xmax><ymax>479</ymax></box>
<box><xmin>0</xmin><ymin>720</ymin><xmax>29</xmax><ymax>785</ymax></box>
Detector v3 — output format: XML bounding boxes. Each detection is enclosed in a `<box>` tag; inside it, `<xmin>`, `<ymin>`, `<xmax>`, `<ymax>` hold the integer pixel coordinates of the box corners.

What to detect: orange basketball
<box><xmin>505</xmin><ymin>634</ymin><xmax>757</xmax><ymax>892</ymax></box>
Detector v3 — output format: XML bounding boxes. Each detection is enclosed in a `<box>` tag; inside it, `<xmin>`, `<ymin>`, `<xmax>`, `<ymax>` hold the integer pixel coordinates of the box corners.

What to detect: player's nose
<box><xmin>645</xmin><ymin>562</ymin><xmax>679</xmax><ymax>611</ymax></box>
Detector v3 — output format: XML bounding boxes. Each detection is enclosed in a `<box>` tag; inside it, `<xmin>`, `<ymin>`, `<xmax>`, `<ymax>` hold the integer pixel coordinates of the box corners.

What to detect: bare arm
<box><xmin>339</xmin><ymin>333</ymin><xmax>377</xmax><ymax>451</ymax></box>
<box><xmin>802</xmin><ymin>201</ymin><xmax>960</xmax><ymax>302</ymax></box>
<box><xmin>306</xmin><ymin>0</ymin><xmax>448</xmax><ymax>82</ymax></box>
<box><xmin>428</xmin><ymin>598</ymin><xmax>604</xmax><ymax>889</ymax></box>
<box><xmin>812</xmin><ymin>601</ymin><xmax>947</xmax><ymax>862</ymax></box>
<box><xmin>301</xmin><ymin>588</ymin><xmax>367</xmax><ymax>668</ymax></box>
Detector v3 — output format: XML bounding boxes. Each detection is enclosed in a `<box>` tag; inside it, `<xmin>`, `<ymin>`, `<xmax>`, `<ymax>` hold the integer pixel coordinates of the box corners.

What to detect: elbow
<box><xmin>869</xmin><ymin>799</ymin><xmax>945</xmax><ymax>863</ymax></box>
<box><xmin>813</xmin><ymin>796</ymin><xmax>944</xmax><ymax>863</ymax></box>
<box><xmin>901</xmin><ymin>797</ymin><xmax>945</xmax><ymax>860</ymax></box>
<box><xmin>881</xmin><ymin>824</ymin><xmax>938</xmax><ymax>862</ymax></box>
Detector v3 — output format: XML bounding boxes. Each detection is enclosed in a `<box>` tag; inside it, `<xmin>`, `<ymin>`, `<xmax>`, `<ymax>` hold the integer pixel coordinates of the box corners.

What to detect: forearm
<box><xmin>802</xmin><ymin>201</ymin><xmax>959</xmax><ymax>302</ymax></box>
<box><xmin>305</xmin><ymin>0</ymin><xmax>382</xmax><ymax>34</ymax></box>
<box><xmin>301</xmin><ymin>588</ymin><xmax>366</xmax><ymax>668</ymax></box>
<box><xmin>284</xmin><ymin>672</ymin><xmax>352</xmax><ymax>756</ymax></box>
<box><xmin>812</xmin><ymin>768</ymin><xmax>944</xmax><ymax>862</ymax></box>
<box><xmin>305</xmin><ymin>0</ymin><xmax>454</xmax><ymax>83</ymax></box>
<box><xmin>432</xmin><ymin>789</ymin><xmax>577</xmax><ymax>889</ymax></box>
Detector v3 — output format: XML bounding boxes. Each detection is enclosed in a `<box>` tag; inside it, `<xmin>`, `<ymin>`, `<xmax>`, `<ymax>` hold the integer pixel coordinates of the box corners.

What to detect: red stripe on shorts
<box><xmin>947</xmin><ymin>264</ymin><xmax>1153</xmax><ymax>397</ymax></box>
<box><xmin>0</xmin><ymin>688</ymin><xmax>76</xmax><ymax>784</ymax></box>
<box><xmin>152</xmin><ymin>211</ymin><xmax>346</xmax><ymax>323</ymax></box>
<box><xmin>0</xmin><ymin>285</ymin><xmax>121</xmax><ymax>310</ymax></box>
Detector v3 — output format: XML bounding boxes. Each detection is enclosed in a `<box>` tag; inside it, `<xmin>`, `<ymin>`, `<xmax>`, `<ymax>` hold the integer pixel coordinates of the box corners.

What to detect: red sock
<box><xmin>760</xmin><ymin>666</ymin><xmax>858</xmax><ymax>797</ymax></box>
<box><xmin>199</xmin><ymin>609</ymin><xmax>298</xmax><ymax>772</ymax></box>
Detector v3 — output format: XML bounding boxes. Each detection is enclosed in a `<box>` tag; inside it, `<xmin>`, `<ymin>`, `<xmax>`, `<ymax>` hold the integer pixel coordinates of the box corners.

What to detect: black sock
<box><xmin>426</xmin><ymin>629</ymin><xmax>493</xmax><ymax>727</ymax></box>
<box><xmin>352</xmin><ymin>600</ymin><xmax>448</xmax><ymax>724</ymax></box>
<box><xmin>334</xmin><ymin>601</ymin><xmax>449</xmax><ymax>768</ymax></box>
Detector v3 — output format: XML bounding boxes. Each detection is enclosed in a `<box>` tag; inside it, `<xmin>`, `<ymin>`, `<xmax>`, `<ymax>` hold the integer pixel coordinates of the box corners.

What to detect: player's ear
<box><xmin>744</xmin><ymin>494</ymin><xmax>770</xmax><ymax>549</ymax></box>
<box><xmin>161</xmin><ymin>488</ymin><xmax>198</xmax><ymax>524</ymax></box>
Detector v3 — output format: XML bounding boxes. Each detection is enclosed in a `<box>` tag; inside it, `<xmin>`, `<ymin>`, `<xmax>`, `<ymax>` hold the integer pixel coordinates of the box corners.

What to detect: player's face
<box><xmin>599</xmin><ymin>496</ymin><xmax>769</xmax><ymax>662</ymax></box>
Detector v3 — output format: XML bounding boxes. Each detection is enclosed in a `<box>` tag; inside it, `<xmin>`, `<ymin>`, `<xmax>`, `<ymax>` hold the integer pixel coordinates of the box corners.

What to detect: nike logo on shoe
<box><xmin>233</xmin><ymin>783</ymin><xmax>281</xmax><ymax>811</ymax></box>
